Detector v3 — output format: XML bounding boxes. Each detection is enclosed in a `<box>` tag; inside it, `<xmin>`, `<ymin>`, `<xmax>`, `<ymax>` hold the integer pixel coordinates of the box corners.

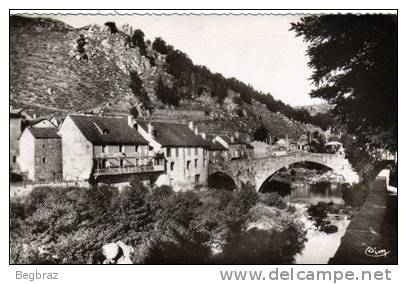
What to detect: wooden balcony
<box><xmin>93</xmin><ymin>154</ymin><xmax>165</xmax><ymax>177</ymax></box>
<box><xmin>93</xmin><ymin>164</ymin><xmax>164</xmax><ymax>176</ymax></box>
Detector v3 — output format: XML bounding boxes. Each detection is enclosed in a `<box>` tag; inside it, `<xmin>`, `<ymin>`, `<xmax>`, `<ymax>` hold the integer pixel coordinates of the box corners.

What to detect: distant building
<box><xmin>59</xmin><ymin>114</ymin><xmax>164</xmax><ymax>184</ymax></box>
<box><xmin>10</xmin><ymin>109</ymin><xmax>25</xmax><ymax>172</ymax></box>
<box><xmin>19</xmin><ymin>125</ymin><xmax>62</xmax><ymax>181</ymax></box>
<box><xmin>137</xmin><ymin>121</ymin><xmax>209</xmax><ymax>190</ymax></box>
<box><xmin>251</xmin><ymin>141</ymin><xmax>272</xmax><ymax>158</ymax></box>
<box><xmin>215</xmin><ymin>134</ymin><xmax>251</xmax><ymax>160</ymax></box>
<box><xmin>207</xmin><ymin>140</ymin><xmax>228</xmax><ymax>164</ymax></box>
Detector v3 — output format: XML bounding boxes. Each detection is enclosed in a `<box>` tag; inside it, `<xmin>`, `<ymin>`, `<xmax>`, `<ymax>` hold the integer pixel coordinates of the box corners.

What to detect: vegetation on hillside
<box><xmin>10</xmin><ymin>15</ymin><xmax>335</xmax><ymax>136</ymax></box>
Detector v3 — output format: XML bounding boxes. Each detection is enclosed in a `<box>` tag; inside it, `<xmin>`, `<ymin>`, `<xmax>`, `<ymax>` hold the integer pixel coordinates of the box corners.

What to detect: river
<box><xmin>247</xmin><ymin>168</ymin><xmax>354</xmax><ymax>264</ymax></box>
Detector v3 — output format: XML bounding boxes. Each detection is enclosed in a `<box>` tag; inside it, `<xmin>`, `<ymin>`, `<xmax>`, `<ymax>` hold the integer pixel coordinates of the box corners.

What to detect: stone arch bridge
<box><xmin>208</xmin><ymin>152</ymin><xmax>359</xmax><ymax>191</ymax></box>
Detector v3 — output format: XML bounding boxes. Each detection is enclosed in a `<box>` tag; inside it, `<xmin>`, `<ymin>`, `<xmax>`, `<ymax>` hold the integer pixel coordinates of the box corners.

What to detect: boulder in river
<box><xmin>321</xmin><ymin>224</ymin><xmax>338</xmax><ymax>234</ymax></box>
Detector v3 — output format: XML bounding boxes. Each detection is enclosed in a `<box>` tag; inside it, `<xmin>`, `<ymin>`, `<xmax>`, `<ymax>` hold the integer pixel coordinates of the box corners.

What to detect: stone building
<box><xmin>207</xmin><ymin>139</ymin><xmax>228</xmax><ymax>164</ymax></box>
<box><xmin>137</xmin><ymin>121</ymin><xmax>209</xmax><ymax>190</ymax></box>
<box><xmin>59</xmin><ymin>114</ymin><xmax>164</xmax><ymax>184</ymax></box>
<box><xmin>19</xmin><ymin>125</ymin><xmax>62</xmax><ymax>181</ymax></box>
<box><xmin>214</xmin><ymin>134</ymin><xmax>252</xmax><ymax>160</ymax></box>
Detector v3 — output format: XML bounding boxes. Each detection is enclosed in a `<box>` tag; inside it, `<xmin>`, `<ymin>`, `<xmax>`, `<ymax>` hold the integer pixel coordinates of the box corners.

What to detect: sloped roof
<box><xmin>139</xmin><ymin>121</ymin><xmax>209</xmax><ymax>147</ymax></box>
<box><xmin>28</xmin><ymin>127</ymin><xmax>60</xmax><ymax>139</ymax></box>
<box><xmin>69</xmin><ymin>115</ymin><xmax>148</xmax><ymax>145</ymax></box>
<box><xmin>219</xmin><ymin>135</ymin><xmax>247</xmax><ymax>146</ymax></box>
<box><xmin>208</xmin><ymin>140</ymin><xmax>228</xmax><ymax>151</ymax></box>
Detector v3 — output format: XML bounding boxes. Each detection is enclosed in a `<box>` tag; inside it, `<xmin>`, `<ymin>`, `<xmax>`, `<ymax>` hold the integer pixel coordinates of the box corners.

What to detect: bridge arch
<box><xmin>207</xmin><ymin>171</ymin><xmax>237</xmax><ymax>191</ymax></box>
<box><xmin>257</xmin><ymin>161</ymin><xmax>334</xmax><ymax>193</ymax></box>
<box><xmin>209</xmin><ymin>153</ymin><xmax>359</xmax><ymax>192</ymax></box>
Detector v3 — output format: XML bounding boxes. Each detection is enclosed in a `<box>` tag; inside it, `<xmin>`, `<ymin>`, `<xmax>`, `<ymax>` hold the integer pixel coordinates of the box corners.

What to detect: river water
<box><xmin>255</xmin><ymin>173</ymin><xmax>352</xmax><ymax>264</ymax></box>
<box><xmin>289</xmin><ymin>182</ymin><xmax>351</xmax><ymax>264</ymax></box>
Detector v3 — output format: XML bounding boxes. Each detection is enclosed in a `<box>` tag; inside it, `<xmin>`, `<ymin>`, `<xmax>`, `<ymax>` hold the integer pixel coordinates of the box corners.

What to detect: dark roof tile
<box><xmin>29</xmin><ymin>127</ymin><xmax>60</xmax><ymax>139</ymax></box>
<box><xmin>69</xmin><ymin>115</ymin><xmax>148</xmax><ymax>145</ymax></box>
<box><xmin>141</xmin><ymin>121</ymin><xmax>209</xmax><ymax>147</ymax></box>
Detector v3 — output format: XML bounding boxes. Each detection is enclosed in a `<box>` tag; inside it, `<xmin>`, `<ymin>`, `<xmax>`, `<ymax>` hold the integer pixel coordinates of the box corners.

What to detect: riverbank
<box><xmin>329</xmin><ymin>177</ymin><xmax>391</xmax><ymax>264</ymax></box>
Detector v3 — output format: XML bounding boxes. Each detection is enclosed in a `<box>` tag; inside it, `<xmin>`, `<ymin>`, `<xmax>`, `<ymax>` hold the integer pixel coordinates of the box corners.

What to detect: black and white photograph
<box><xmin>9</xmin><ymin>10</ymin><xmax>397</xmax><ymax>267</ymax></box>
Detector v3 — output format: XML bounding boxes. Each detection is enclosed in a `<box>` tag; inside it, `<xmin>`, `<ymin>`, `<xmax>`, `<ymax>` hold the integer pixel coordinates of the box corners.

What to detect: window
<box><xmin>195</xmin><ymin>174</ymin><xmax>200</xmax><ymax>184</ymax></box>
<box><xmin>119</xmin><ymin>145</ymin><xmax>124</xmax><ymax>153</ymax></box>
<box><xmin>135</xmin><ymin>145</ymin><xmax>139</xmax><ymax>152</ymax></box>
<box><xmin>195</xmin><ymin>148</ymin><xmax>198</xmax><ymax>155</ymax></box>
<box><xmin>42</xmin><ymin>157</ymin><xmax>46</xmax><ymax>164</ymax></box>
<box><xmin>170</xmin><ymin>162</ymin><xmax>175</xmax><ymax>171</ymax></box>
<box><xmin>166</xmin><ymin>148</ymin><xmax>171</xmax><ymax>157</ymax></box>
<box><xmin>176</xmin><ymin>148</ymin><xmax>179</xmax><ymax>157</ymax></box>
<box><xmin>102</xmin><ymin>145</ymin><xmax>107</xmax><ymax>153</ymax></box>
<box><xmin>12</xmin><ymin>156</ymin><xmax>17</xmax><ymax>163</ymax></box>
<box><xmin>187</xmin><ymin>148</ymin><xmax>191</xmax><ymax>155</ymax></box>
<box><xmin>203</xmin><ymin>158</ymin><xmax>206</xmax><ymax>166</ymax></box>
<box><xmin>194</xmin><ymin>159</ymin><xmax>198</xmax><ymax>168</ymax></box>
<box><xmin>42</xmin><ymin>144</ymin><xmax>45</xmax><ymax>149</ymax></box>
<box><xmin>187</xmin><ymin>161</ymin><xmax>191</xmax><ymax>170</ymax></box>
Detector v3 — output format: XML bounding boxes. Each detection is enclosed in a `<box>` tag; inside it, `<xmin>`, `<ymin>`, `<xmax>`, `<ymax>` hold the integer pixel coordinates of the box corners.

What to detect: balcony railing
<box><xmin>93</xmin><ymin>164</ymin><xmax>165</xmax><ymax>176</ymax></box>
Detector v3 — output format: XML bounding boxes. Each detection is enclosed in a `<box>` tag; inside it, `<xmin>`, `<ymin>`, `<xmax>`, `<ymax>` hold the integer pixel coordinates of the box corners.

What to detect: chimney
<box><xmin>194</xmin><ymin>127</ymin><xmax>199</xmax><ymax>135</ymax></box>
<box><xmin>127</xmin><ymin>115</ymin><xmax>137</xmax><ymax>128</ymax></box>
<box><xmin>188</xmin><ymin>121</ymin><xmax>194</xmax><ymax>131</ymax></box>
<box><xmin>201</xmin><ymin>132</ymin><xmax>206</xmax><ymax>140</ymax></box>
<box><xmin>147</xmin><ymin>122</ymin><xmax>154</xmax><ymax>137</ymax></box>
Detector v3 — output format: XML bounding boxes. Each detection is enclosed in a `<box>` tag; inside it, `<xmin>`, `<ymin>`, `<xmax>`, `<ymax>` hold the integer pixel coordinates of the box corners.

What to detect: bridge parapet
<box><xmin>208</xmin><ymin>152</ymin><xmax>358</xmax><ymax>191</ymax></box>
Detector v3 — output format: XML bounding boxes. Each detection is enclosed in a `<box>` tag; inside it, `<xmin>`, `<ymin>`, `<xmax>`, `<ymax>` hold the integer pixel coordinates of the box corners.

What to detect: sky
<box><xmin>50</xmin><ymin>14</ymin><xmax>323</xmax><ymax>106</ymax></box>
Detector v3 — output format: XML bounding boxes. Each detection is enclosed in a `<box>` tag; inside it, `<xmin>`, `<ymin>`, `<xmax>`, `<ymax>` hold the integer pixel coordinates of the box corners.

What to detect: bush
<box><xmin>260</xmin><ymin>192</ymin><xmax>287</xmax><ymax>209</ymax></box>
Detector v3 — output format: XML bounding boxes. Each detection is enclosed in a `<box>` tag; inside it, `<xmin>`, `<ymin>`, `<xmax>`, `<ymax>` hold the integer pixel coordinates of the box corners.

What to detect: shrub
<box><xmin>260</xmin><ymin>192</ymin><xmax>287</xmax><ymax>209</ymax></box>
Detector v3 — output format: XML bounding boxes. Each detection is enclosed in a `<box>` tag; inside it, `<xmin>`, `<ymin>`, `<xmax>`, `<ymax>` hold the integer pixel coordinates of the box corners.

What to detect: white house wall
<box><xmin>19</xmin><ymin>129</ymin><xmax>35</xmax><ymax>180</ymax></box>
<box><xmin>59</xmin><ymin>116</ymin><xmax>93</xmax><ymax>181</ymax></box>
<box><xmin>165</xmin><ymin>147</ymin><xmax>208</xmax><ymax>190</ymax></box>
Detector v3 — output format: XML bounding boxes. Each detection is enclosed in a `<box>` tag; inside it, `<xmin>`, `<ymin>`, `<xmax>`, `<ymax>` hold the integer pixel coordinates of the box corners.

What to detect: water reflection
<box><xmin>288</xmin><ymin>182</ymin><xmax>344</xmax><ymax>205</ymax></box>
<box><xmin>258</xmin><ymin>177</ymin><xmax>351</xmax><ymax>264</ymax></box>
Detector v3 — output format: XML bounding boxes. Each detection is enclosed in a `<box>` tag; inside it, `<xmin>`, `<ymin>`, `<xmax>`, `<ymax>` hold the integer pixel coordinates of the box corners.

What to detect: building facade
<box><xmin>214</xmin><ymin>135</ymin><xmax>251</xmax><ymax>160</ymax></box>
<box><xmin>19</xmin><ymin>126</ymin><xmax>62</xmax><ymax>181</ymax></box>
<box><xmin>137</xmin><ymin>121</ymin><xmax>209</xmax><ymax>190</ymax></box>
<box><xmin>59</xmin><ymin>114</ymin><xmax>164</xmax><ymax>184</ymax></box>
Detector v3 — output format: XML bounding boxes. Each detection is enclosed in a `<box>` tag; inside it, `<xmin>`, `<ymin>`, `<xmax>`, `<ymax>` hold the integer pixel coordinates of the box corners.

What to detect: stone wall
<box><xmin>34</xmin><ymin>138</ymin><xmax>62</xmax><ymax>181</ymax></box>
<box><xmin>209</xmin><ymin>153</ymin><xmax>359</xmax><ymax>191</ymax></box>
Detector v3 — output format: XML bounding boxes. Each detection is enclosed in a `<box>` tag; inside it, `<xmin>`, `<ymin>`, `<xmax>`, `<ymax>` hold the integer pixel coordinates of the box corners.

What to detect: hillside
<box><xmin>295</xmin><ymin>104</ymin><xmax>333</xmax><ymax>116</ymax></box>
<box><xmin>10</xmin><ymin>15</ymin><xmax>324</xmax><ymax>139</ymax></box>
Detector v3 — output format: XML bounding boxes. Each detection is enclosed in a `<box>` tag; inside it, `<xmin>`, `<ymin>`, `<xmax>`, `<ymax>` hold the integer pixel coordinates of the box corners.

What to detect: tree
<box><xmin>129</xmin><ymin>71</ymin><xmax>153</xmax><ymax>111</ymax></box>
<box><xmin>104</xmin><ymin>22</ymin><xmax>119</xmax><ymax>34</ymax></box>
<box><xmin>291</xmin><ymin>15</ymin><xmax>397</xmax><ymax>154</ymax></box>
<box><xmin>253</xmin><ymin>125</ymin><xmax>269</xmax><ymax>142</ymax></box>
<box><xmin>76</xmin><ymin>34</ymin><xmax>88</xmax><ymax>61</ymax></box>
<box><xmin>156</xmin><ymin>77</ymin><xmax>179</xmax><ymax>106</ymax></box>
<box><xmin>131</xmin><ymin>29</ymin><xmax>147</xmax><ymax>55</ymax></box>
<box><xmin>152</xmin><ymin>37</ymin><xmax>169</xmax><ymax>54</ymax></box>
